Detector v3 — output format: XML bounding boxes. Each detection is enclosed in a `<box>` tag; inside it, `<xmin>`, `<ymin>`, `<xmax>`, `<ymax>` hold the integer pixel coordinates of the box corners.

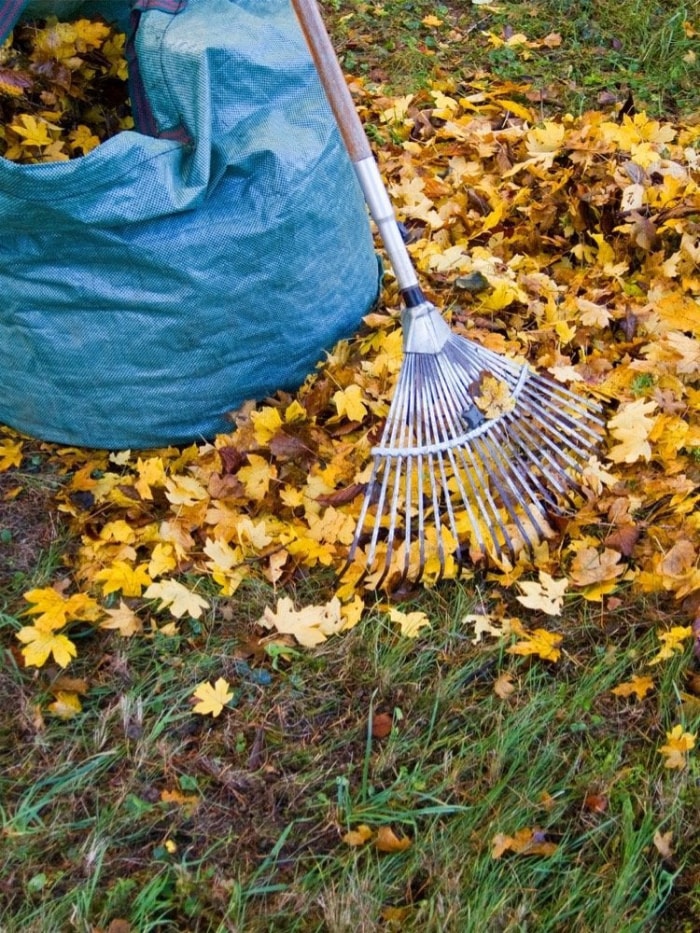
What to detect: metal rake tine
<box><xmin>520</xmin><ymin>382</ymin><xmax>606</xmax><ymax>441</ymax></box>
<box><xmin>367</xmin><ymin>355</ymin><xmax>416</xmax><ymax>580</ymax></box>
<box><xmin>526</xmin><ymin>374</ymin><xmax>606</xmax><ymax>420</ymax></box>
<box><xmin>459</xmin><ymin>440</ymin><xmax>513</xmax><ymax>559</ymax></box>
<box><xmin>422</xmin><ymin>347</ymin><xmax>503</xmax><ymax>559</ymax></box>
<box><xmin>517</xmin><ymin>395</ymin><xmax>603</xmax><ymax>468</ymax></box>
<box><xmin>478</xmin><ymin>424</ymin><xmax>552</xmax><ymax>539</ymax></box>
<box><xmin>503</xmin><ymin>411</ymin><xmax>593</xmax><ymax>496</ymax></box>
<box><xmin>501</xmin><ymin>419</ymin><xmax>575</xmax><ymax>504</ymax></box>
<box><xmin>472</xmin><ymin>432</ymin><xmax>539</xmax><ymax>549</ymax></box>
<box><xmin>422</xmin><ymin>356</ymin><xmax>465</xmax><ymax>580</ymax></box>
<box><xmin>432</xmin><ymin>348</ymin><xmax>538</xmax><ymax>557</ymax></box>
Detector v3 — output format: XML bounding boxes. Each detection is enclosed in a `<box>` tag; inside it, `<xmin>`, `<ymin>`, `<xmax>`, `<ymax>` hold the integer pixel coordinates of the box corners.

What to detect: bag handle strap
<box><xmin>127</xmin><ymin>0</ymin><xmax>189</xmax><ymax>140</ymax></box>
<box><xmin>0</xmin><ymin>0</ymin><xmax>187</xmax><ymax>43</ymax></box>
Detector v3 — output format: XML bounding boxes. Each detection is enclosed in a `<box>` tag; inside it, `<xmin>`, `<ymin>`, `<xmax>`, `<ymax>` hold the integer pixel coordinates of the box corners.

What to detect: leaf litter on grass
<box><xmin>1</xmin><ymin>58</ymin><xmax>700</xmax><ymax>932</ymax></box>
<box><xmin>2</xmin><ymin>75</ymin><xmax>698</xmax><ymax>671</ymax></box>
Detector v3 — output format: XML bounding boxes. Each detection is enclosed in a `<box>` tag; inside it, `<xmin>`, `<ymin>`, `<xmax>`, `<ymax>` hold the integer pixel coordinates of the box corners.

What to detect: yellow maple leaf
<box><xmin>236</xmin><ymin>516</ymin><xmax>273</xmax><ymax>550</ymax></box>
<box><xmin>100</xmin><ymin>600</ymin><xmax>143</xmax><ymax>637</ymax></box>
<box><xmin>285</xmin><ymin>399</ymin><xmax>307</xmax><ymax>423</ymax></box>
<box><xmin>71</xmin><ymin>18</ymin><xmax>110</xmax><ymax>51</ymax></box>
<box><xmin>164</xmin><ymin>474</ymin><xmax>209</xmax><ymax>507</ymax></box>
<box><xmin>16</xmin><ymin>626</ymin><xmax>77</xmax><ymax>668</ymax></box>
<box><xmin>286</xmin><ymin>534</ymin><xmax>335</xmax><ymax>568</ymax></box>
<box><xmin>388</xmin><ymin>607</ymin><xmax>431</xmax><ymax>638</ymax></box>
<box><xmin>665</xmin><ymin>332</ymin><xmax>700</xmax><ymax>374</ymax></box>
<box><xmin>516</xmin><ymin>571</ymin><xmax>568</xmax><ymax>616</ymax></box>
<box><xmin>148</xmin><ymin>542</ymin><xmax>177</xmax><ymax>578</ymax></box>
<box><xmin>507</xmin><ymin>619</ymin><xmax>562</xmax><ymax>662</ymax></box>
<box><xmin>659</xmin><ymin>724</ymin><xmax>695</xmax><ymax>770</ymax></box>
<box><xmin>251</xmin><ymin>406</ymin><xmax>283</xmax><ymax>444</ymax></box>
<box><xmin>191</xmin><ymin>677</ymin><xmax>233</xmax><ymax>717</ymax></box>
<box><xmin>22</xmin><ymin>587</ymin><xmax>102</xmax><ymax>629</ymax></box>
<box><xmin>648</xmin><ymin>626</ymin><xmax>693</xmax><ymax>665</ymax></box>
<box><xmin>47</xmin><ymin>691</ymin><xmax>82</xmax><ymax>719</ymax></box>
<box><xmin>611</xmin><ymin>675</ymin><xmax>655</xmax><ymax>700</ymax></box>
<box><xmin>602</xmin><ymin>113</ymin><xmax>676</xmax><ymax>154</ymax></box>
<box><xmin>0</xmin><ymin>438</ymin><xmax>23</xmax><ymax>471</ymax></box>
<box><xmin>526</xmin><ymin>121</ymin><xmax>566</xmax><ymax>156</ymax></box>
<box><xmin>340</xmin><ymin>595</ymin><xmax>364</xmax><ymax>631</ymax></box>
<box><xmin>576</xmin><ymin>297</ymin><xmax>612</xmax><ymax>328</ymax></box>
<box><xmin>99</xmin><ymin>519</ymin><xmax>137</xmax><ymax>544</ymax></box>
<box><xmin>9</xmin><ymin>113</ymin><xmax>54</xmax><ymax>148</ymax></box>
<box><xmin>258</xmin><ymin>596</ymin><xmax>344</xmax><ymax>647</ymax></box>
<box><xmin>464</xmin><ymin>612</ymin><xmax>514</xmax><ymax>643</ymax></box>
<box><xmin>607</xmin><ymin>399</ymin><xmax>658</xmax><ymax>463</ymax></box>
<box><xmin>474</xmin><ymin>375</ymin><xmax>516</xmax><ymax>419</ymax></box>
<box><xmin>68</xmin><ymin>124</ymin><xmax>100</xmax><ymax>155</ymax></box>
<box><xmin>203</xmin><ymin>537</ymin><xmax>246</xmax><ymax>596</ymax></box>
<box><xmin>103</xmin><ymin>31</ymin><xmax>128</xmax><ymax>79</ymax></box>
<box><xmin>144</xmin><ymin>579</ymin><xmax>210</xmax><ymax>619</ymax></box>
<box><xmin>94</xmin><ymin>560</ymin><xmax>152</xmax><ymax>597</ymax></box>
<box><xmin>332</xmin><ymin>384</ymin><xmax>368</xmax><ymax>423</ymax></box>
<box><xmin>134</xmin><ymin>456</ymin><xmax>167</xmax><ymax>500</ymax></box>
<box><xmin>238</xmin><ymin>454</ymin><xmax>276</xmax><ymax>501</ymax></box>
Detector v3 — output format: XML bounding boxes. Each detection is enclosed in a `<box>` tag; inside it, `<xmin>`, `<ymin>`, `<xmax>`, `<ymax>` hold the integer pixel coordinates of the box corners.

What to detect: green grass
<box><xmin>1</xmin><ymin>2</ymin><xmax>700</xmax><ymax>930</ymax></box>
<box><xmin>322</xmin><ymin>0</ymin><xmax>700</xmax><ymax>116</ymax></box>
<box><xmin>2</xmin><ymin>578</ymin><xmax>699</xmax><ymax>931</ymax></box>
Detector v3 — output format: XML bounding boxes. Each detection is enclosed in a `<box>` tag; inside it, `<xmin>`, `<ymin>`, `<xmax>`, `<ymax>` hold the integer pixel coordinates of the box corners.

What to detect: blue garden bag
<box><xmin>0</xmin><ymin>0</ymin><xmax>380</xmax><ymax>448</ymax></box>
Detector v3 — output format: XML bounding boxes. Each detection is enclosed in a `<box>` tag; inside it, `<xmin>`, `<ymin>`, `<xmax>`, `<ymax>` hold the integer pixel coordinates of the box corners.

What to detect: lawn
<box><xmin>1</xmin><ymin>1</ymin><xmax>699</xmax><ymax>931</ymax></box>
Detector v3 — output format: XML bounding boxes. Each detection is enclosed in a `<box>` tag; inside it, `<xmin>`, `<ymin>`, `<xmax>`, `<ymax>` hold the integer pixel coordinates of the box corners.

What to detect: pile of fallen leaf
<box><xmin>0</xmin><ymin>16</ymin><xmax>130</xmax><ymax>162</ymax></box>
<box><xmin>1</xmin><ymin>74</ymin><xmax>699</xmax><ymax>672</ymax></box>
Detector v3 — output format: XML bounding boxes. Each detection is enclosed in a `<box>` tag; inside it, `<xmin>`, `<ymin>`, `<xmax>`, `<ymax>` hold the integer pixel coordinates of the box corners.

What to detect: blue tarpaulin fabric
<box><xmin>0</xmin><ymin>0</ymin><xmax>380</xmax><ymax>448</ymax></box>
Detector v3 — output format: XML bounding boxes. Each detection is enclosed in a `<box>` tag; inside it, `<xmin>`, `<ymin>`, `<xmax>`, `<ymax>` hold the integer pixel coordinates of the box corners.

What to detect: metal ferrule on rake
<box><xmin>291</xmin><ymin>0</ymin><xmax>607</xmax><ymax>587</ymax></box>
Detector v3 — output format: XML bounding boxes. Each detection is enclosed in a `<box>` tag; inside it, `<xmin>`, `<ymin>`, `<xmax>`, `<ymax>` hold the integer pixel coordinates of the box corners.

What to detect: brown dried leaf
<box><xmin>493</xmin><ymin>671</ymin><xmax>516</xmax><ymax>698</ymax></box>
<box><xmin>604</xmin><ymin>524</ymin><xmax>641</xmax><ymax>557</ymax></box>
<box><xmin>315</xmin><ymin>483</ymin><xmax>366</xmax><ymax>507</ymax></box>
<box><xmin>584</xmin><ymin>793</ymin><xmax>609</xmax><ymax>813</ymax></box>
<box><xmin>653</xmin><ymin>830</ymin><xmax>674</xmax><ymax>860</ymax></box>
<box><xmin>372</xmin><ymin>711</ymin><xmax>393</xmax><ymax>739</ymax></box>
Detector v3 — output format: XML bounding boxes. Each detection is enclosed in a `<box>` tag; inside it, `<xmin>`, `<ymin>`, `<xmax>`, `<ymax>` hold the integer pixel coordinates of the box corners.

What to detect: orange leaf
<box><xmin>611</xmin><ymin>675</ymin><xmax>654</xmax><ymax>700</ymax></box>
<box><xmin>375</xmin><ymin>826</ymin><xmax>412</xmax><ymax>853</ymax></box>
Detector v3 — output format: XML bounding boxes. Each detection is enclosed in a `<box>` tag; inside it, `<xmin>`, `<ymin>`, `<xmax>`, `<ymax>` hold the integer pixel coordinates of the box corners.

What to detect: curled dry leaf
<box><xmin>492</xmin><ymin>828</ymin><xmax>558</xmax><ymax>859</ymax></box>
<box><xmin>342</xmin><ymin>824</ymin><xmax>373</xmax><ymax>847</ymax></box>
<box><xmin>653</xmin><ymin>830</ymin><xmax>674</xmax><ymax>860</ymax></box>
<box><xmin>375</xmin><ymin>826</ymin><xmax>412</xmax><ymax>853</ymax></box>
<box><xmin>372</xmin><ymin>712</ymin><xmax>394</xmax><ymax>739</ymax></box>
<box><xmin>493</xmin><ymin>671</ymin><xmax>516</xmax><ymax>699</ymax></box>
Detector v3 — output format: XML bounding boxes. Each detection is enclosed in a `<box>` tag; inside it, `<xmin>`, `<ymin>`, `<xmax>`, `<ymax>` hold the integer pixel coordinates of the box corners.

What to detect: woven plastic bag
<box><xmin>0</xmin><ymin>0</ymin><xmax>380</xmax><ymax>448</ymax></box>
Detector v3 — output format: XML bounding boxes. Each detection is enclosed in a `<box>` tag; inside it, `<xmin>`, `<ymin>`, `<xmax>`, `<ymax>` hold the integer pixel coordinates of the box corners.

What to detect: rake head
<box><xmin>346</xmin><ymin>301</ymin><xmax>606</xmax><ymax>588</ymax></box>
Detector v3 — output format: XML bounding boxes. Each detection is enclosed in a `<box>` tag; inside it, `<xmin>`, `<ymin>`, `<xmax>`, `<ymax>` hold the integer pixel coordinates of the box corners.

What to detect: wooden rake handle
<box><xmin>291</xmin><ymin>0</ymin><xmax>423</xmax><ymax>299</ymax></box>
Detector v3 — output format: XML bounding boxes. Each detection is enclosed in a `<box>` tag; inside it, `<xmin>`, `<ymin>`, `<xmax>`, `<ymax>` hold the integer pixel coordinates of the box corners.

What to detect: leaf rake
<box><xmin>291</xmin><ymin>0</ymin><xmax>606</xmax><ymax>586</ymax></box>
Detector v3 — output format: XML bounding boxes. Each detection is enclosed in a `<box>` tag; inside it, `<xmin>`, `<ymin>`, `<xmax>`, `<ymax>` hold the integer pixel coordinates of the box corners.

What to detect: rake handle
<box><xmin>291</xmin><ymin>0</ymin><xmax>422</xmax><ymax>301</ymax></box>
